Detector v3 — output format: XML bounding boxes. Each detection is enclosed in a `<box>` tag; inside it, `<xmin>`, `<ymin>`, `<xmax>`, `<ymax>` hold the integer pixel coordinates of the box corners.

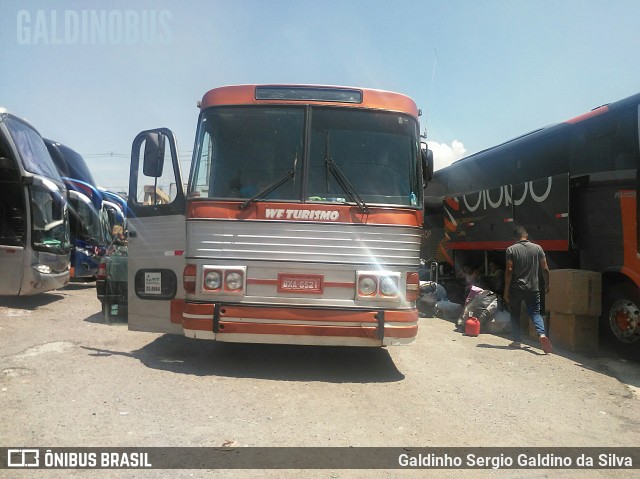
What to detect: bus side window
<box><xmin>613</xmin><ymin>107</ymin><xmax>637</xmax><ymax>170</ymax></box>
<box><xmin>516</xmin><ymin>130</ymin><xmax>568</xmax><ymax>184</ymax></box>
<box><xmin>571</xmin><ymin>115</ymin><xmax>615</xmax><ymax>175</ymax></box>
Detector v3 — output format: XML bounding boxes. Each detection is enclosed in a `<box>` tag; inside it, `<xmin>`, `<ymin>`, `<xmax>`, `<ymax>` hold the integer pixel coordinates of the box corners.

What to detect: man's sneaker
<box><xmin>508</xmin><ymin>341</ymin><xmax>522</xmax><ymax>349</ymax></box>
<box><xmin>540</xmin><ymin>335</ymin><xmax>553</xmax><ymax>354</ymax></box>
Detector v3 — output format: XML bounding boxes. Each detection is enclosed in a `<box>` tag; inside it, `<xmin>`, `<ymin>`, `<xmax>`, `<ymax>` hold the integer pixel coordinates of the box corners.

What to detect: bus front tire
<box><xmin>601</xmin><ymin>284</ymin><xmax>640</xmax><ymax>358</ymax></box>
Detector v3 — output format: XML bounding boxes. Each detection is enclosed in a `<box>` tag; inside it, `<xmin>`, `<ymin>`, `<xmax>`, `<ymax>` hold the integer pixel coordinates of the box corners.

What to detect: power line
<box><xmin>83</xmin><ymin>150</ymin><xmax>193</xmax><ymax>158</ymax></box>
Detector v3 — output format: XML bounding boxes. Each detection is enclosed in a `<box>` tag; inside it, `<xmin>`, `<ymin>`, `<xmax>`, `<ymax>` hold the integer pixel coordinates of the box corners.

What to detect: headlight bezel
<box><xmin>355</xmin><ymin>271</ymin><xmax>402</xmax><ymax>301</ymax></box>
<box><xmin>201</xmin><ymin>266</ymin><xmax>246</xmax><ymax>295</ymax></box>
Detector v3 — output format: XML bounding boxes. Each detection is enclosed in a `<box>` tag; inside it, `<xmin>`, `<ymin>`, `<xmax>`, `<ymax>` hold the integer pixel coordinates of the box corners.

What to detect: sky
<box><xmin>2</xmin><ymin>0</ymin><xmax>639</xmax><ymax>193</ymax></box>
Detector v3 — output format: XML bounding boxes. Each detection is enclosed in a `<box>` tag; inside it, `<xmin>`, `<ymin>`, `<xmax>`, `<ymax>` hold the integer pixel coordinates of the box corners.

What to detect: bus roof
<box><xmin>199</xmin><ymin>84</ymin><xmax>420</xmax><ymax>119</ymax></box>
<box><xmin>0</xmin><ymin>110</ymin><xmax>43</xmax><ymax>137</ymax></box>
<box><xmin>45</xmin><ymin>139</ymin><xmax>97</xmax><ymax>187</ymax></box>
<box><xmin>449</xmin><ymin>90</ymin><xmax>640</xmax><ymax>168</ymax></box>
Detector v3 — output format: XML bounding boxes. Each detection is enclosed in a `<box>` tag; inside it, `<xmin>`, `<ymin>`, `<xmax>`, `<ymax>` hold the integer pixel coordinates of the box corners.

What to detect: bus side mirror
<box><xmin>143</xmin><ymin>133</ymin><xmax>166</xmax><ymax>178</ymax></box>
<box><xmin>421</xmin><ymin>147</ymin><xmax>434</xmax><ymax>184</ymax></box>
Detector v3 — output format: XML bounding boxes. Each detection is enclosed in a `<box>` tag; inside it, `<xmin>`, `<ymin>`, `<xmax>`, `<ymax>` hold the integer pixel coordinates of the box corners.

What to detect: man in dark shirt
<box><xmin>503</xmin><ymin>225</ymin><xmax>553</xmax><ymax>354</ymax></box>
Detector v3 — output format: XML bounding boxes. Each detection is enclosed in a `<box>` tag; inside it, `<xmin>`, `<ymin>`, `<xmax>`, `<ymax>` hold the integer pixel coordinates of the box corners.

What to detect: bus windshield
<box><xmin>46</xmin><ymin>141</ymin><xmax>97</xmax><ymax>186</ymax></box>
<box><xmin>70</xmin><ymin>194</ymin><xmax>110</xmax><ymax>245</ymax></box>
<box><xmin>30</xmin><ymin>185</ymin><xmax>70</xmax><ymax>254</ymax></box>
<box><xmin>191</xmin><ymin>106</ymin><xmax>421</xmax><ymax>207</ymax></box>
<box><xmin>5</xmin><ymin>117</ymin><xmax>62</xmax><ymax>182</ymax></box>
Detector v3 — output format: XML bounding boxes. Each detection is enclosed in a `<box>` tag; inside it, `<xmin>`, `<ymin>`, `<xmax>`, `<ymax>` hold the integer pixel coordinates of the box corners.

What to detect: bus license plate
<box><xmin>278</xmin><ymin>274</ymin><xmax>324</xmax><ymax>294</ymax></box>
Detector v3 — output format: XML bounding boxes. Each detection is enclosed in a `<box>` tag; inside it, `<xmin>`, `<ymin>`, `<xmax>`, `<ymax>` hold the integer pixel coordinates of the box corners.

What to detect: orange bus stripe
<box><xmin>444</xmin><ymin>218</ymin><xmax>456</xmax><ymax>232</ymax></box>
<box><xmin>183</xmin><ymin>302</ymin><xmax>215</xmax><ymax>316</ymax></box>
<box><xmin>383</xmin><ymin>324</ymin><xmax>419</xmax><ymax>338</ymax></box>
<box><xmin>219</xmin><ymin>305</ymin><xmax>417</xmax><ymax>323</ymax></box>
<box><xmin>218</xmin><ymin>322</ymin><xmax>380</xmax><ymax>338</ymax></box>
<box><xmin>619</xmin><ymin>191</ymin><xmax>640</xmax><ymax>288</ymax></box>
<box><xmin>170</xmin><ymin>299</ymin><xmax>187</xmax><ymax>323</ymax></box>
<box><xmin>186</xmin><ymin>201</ymin><xmax>422</xmax><ymax>227</ymax></box>
<box><xmin>444</xmin><ymin>197</ymin><xmax>459</xmax><ymax>211</ymax></box>
<box><xmin>565</xmin><ymin>105</ymin><xmax>609</xmax><ymax>124</ymax></box>
<box><xmin>180</xmin><ymin>303</ymin><xmax>417</xmax><ymax>326</ymax></box>
<box><xmin>220</xmin><ymin>305</ymin><xmax>379</xmax><ymax>323</ymax></box>
<box><xmin>179</xmin><ymin>303</ymin><xmax>419</xmax><ymax>323</ymax></box>
<box><xmin>182</xmin><ymin>317</ymin><xmax>213</xmax><ymax>331</ymax></box>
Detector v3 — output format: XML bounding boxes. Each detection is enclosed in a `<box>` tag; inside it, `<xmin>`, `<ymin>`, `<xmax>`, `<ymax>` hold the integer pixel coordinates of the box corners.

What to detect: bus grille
<box><xmin>188</xmin><ymin>220</ymin><xmax>421</xmax><ymax>266</ymax></box>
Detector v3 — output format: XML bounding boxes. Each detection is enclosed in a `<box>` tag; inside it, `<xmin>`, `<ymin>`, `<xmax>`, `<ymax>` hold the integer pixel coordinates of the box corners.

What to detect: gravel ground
<box><xmin>1</xmin><ymin>283</ymin><xmax>639</xmax><ymax>479</ymax></box>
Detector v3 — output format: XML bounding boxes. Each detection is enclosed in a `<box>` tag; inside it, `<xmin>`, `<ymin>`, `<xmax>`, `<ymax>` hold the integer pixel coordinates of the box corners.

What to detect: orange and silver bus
<box><xmin>424</xmin><ymin>91</ymin><xmax>640</xmax><ymax>355</ymax></box>
<box><xmin>0</xmin><ymin>110</ymin><xmax>71</xmax><ymax>295</ymax></box>
<box><xmin>126</xmin><ymin>85</ymin><xmax>432</xmax><ymax>346</ymax></box>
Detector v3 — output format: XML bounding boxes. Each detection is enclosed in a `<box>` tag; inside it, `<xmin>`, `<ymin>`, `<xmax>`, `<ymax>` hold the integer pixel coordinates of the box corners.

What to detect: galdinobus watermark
<box><xmin>16</xmin><ymin>9</ymin><xmax>172</xmax><ymax>45</ymax></box>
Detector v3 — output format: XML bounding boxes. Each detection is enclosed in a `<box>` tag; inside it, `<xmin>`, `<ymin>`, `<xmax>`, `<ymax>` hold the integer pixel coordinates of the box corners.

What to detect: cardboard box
<box><xmin>549</xmin><ymin>312</ymin><xmax>599</xmax><ymax>353</ymax></box>
<box><xmin>546</xmin><ymin>269</ymin><xmax>602</xmax><ymax>316</ymax></box>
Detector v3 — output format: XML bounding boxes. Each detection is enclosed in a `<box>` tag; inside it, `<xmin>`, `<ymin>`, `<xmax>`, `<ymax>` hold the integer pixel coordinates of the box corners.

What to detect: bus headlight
<box><xmin>356</xmin><ymin>271</ymin><xmax>401</xmax><ymax>301</ymax></box>
<box><xmin>225</xmin><ymin>271</ymin><xmax>244</xmax><ymax>291</ymax></box>
<box><xmin>33</xmin><ymin>264</ymin><xmax>52</xmax><ymax>274</ymax></box>
<box><xmin>201</xmin><ymin>266</ymin><xmax>246</xmax><ymax>295</ymax></box>
<box><xmin>204</xmin><ymin>271</ymin><xmax>222</xmax><ymax>290</ymax></box>
<box><xmin>358</xmin><ymin>276</ymin><xmax>377</xmax><ymax>296</ymax></box>
<box><xmin>379</xmin><ymin>276</ymin><xmax>399</xmax><ymax>297</ymax></box>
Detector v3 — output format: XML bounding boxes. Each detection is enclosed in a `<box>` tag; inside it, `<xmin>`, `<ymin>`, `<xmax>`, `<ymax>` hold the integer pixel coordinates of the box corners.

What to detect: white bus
<box><xmin>0</xmin><ymin>110</ymin><xmax>71</xmax><ymax>295</ymax></box>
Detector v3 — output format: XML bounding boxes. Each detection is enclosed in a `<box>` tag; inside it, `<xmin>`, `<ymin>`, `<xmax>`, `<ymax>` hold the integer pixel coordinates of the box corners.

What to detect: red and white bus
<box><xmin>127</xmin><ymin>85</ymin><xmax>432</xmax><ymax>347</ymax></box>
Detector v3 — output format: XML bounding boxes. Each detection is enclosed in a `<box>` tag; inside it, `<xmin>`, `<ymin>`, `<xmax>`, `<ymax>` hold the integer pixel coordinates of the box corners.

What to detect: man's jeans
<box><xmin>509</xmin><ymin>288</ymin><xmax>547</xmax><ymax>341</ymax></box>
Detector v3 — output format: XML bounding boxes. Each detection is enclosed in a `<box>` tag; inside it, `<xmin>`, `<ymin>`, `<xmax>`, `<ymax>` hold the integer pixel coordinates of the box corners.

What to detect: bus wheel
<box><xmin>601</xmin><ymin>284</ymin><xmax>640</xmax><ymax>356</ymax></box>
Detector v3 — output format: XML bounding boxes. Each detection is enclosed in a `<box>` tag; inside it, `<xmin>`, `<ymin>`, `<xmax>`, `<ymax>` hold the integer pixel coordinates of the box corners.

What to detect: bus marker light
<box><xmin>406</xmin><ymin>272</ymin><xmax>420</xmax><ymax>302</ymax></box>
<box><xmin>183</xmin><ymin>264</ymin><xmax>197</xmax><ymax>293</ymax></box>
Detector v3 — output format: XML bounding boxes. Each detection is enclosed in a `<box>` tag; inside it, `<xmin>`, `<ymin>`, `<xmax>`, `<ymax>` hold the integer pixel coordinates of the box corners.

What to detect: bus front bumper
<box><xmin>25</xmin><ymin>269</ymin><xmax>70</xmax><ymax>294</ymax></box>
<box><xmin>172</xmin><ymin>302</ymin><xmax>418</xmax><ymax>347</ymax></box>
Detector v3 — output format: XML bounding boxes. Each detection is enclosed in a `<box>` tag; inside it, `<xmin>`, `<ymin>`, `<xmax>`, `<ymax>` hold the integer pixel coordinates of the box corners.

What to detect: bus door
<box><xmin>127</xmin><ymin>129</ymin><xmax>186</xmax><ymax>334</ymax></box>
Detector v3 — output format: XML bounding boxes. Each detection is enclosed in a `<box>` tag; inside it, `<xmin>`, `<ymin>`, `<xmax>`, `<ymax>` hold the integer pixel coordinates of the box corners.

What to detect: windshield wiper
<box><xmin>240</xmin><ymin>151</ymin><xmax>299</xmax><ymax>209</ymax></box>
<box><xmin>240</xmin><ymin>170</ymin><xmax>294</xmax><ymax>210</ymax></box>
<box><xmin>324</xmin><ymin>133</ymin><xmax>368</xmax><ymax>214</ymax></box>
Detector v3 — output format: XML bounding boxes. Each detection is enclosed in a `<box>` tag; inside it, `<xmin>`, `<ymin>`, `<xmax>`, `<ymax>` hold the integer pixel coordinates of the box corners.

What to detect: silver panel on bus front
<box><xmin>187</xmin><ymin>219</ymin><xmax>421</xmax><ymax>265</ymax></box>
<box><xmin>186</xmin><ymin>219</ymin><xmax>421</xmax><ymax>309</ymax></box>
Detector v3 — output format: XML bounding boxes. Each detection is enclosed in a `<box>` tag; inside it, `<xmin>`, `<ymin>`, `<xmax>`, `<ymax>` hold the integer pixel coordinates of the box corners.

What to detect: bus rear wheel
<box><xmin>601</xmin><ymin>284</ymin><xmax>640</xmax><ymax>357</ymax></box>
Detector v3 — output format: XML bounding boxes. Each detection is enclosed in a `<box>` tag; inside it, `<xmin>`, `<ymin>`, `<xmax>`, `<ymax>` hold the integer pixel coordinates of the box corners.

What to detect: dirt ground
<box><xmin>1</xmin><ymin>283</ymin><xmax>639</xmax><ymax>479</ymax></box>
